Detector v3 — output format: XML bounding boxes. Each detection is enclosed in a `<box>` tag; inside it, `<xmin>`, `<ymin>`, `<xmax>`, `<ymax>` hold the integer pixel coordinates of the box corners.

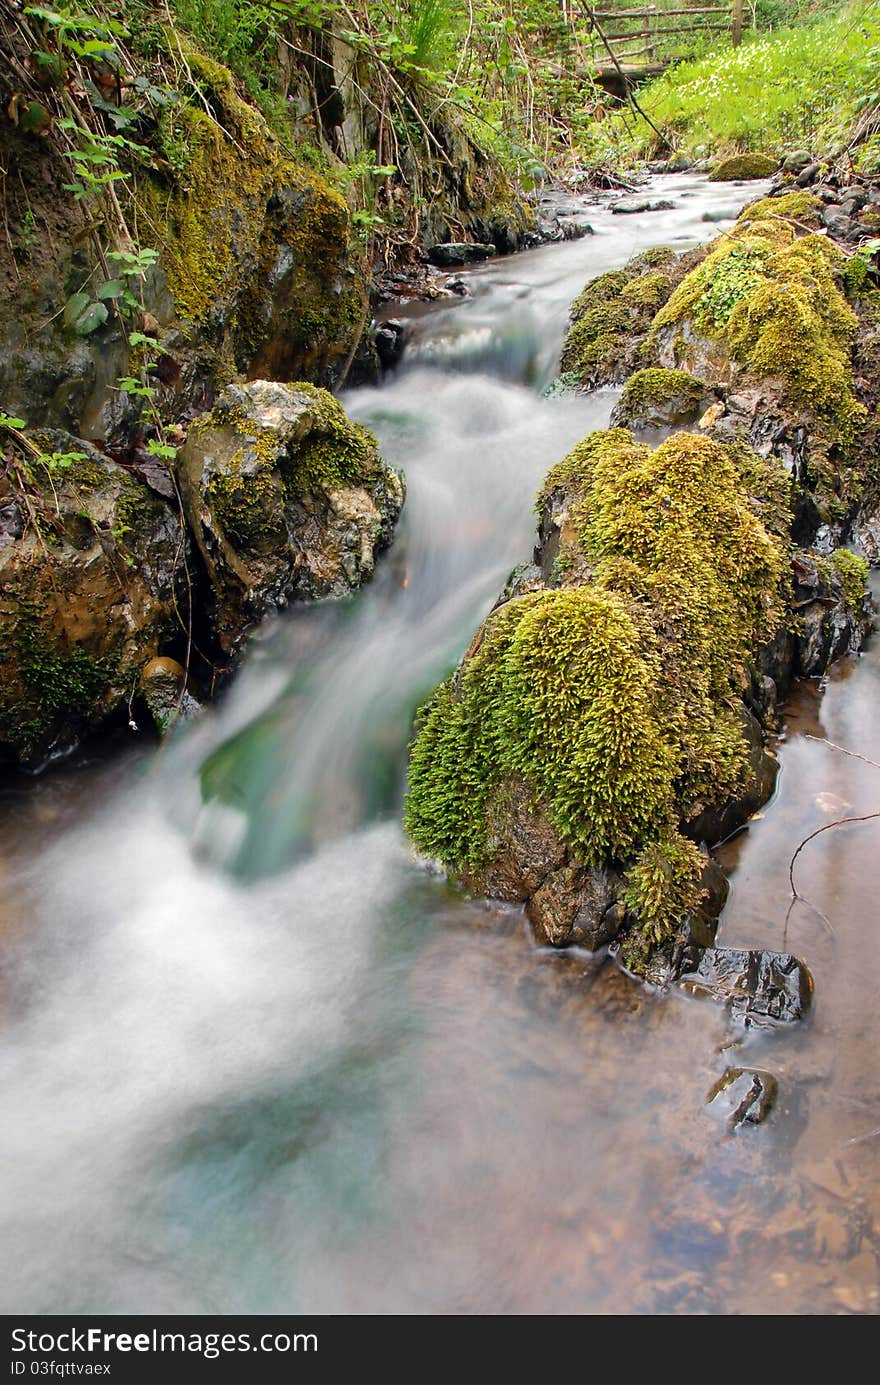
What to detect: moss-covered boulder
<box><xmin>611</xmin><ymin>367</ymin><xmax>715</xmax><ymax>432</ymax></box>
<box><xmin>0</xmin><ymin>434</ymin><xmax>188</xmax><ymax>767</ymax></box>
<box><xmin>404</xmin><ymin>429</ymin><xmax>793</xmax><ymax>967</ymax></box>
<box><xmin>178</xmin><ymin>380</ymin><xmax>404</xmax><ymax>650</ymax></box>
<box><xmin>404</xmin><ymin>424</ymin><xmax>870</xmax><ymax>975</ymax></box>
<box><xmin>709</xmin><ymin>153</ymin><xmax>778</xmax><ymax>182</ymax></box>
<box><xmin>645</xmin><ymin>195</ymin><xmax>872</xmax><ymax>539</ymax></box>
<box><xmin>559</xmin><ymin>246</ymin><xmax>706</xmax><ymax>390</ymax></box>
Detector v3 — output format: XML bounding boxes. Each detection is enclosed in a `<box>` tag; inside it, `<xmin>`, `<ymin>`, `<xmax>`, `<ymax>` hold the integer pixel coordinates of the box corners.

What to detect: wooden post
<box><xmin>732</xmin><ymin>0</ymin><xmax>743</xmax><ymax>46</ymax></box>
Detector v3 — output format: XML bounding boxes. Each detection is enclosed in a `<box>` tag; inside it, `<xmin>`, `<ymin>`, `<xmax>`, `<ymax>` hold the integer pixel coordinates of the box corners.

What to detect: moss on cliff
<box><xmin>135</xmin><ymin>40</ymin><xmax>366</xmax><ymax>385</ymax></box>
<box><xmin>404</xmin><ymin>429</ymin><xmax>789</xmax><ymax>938</ymax></box>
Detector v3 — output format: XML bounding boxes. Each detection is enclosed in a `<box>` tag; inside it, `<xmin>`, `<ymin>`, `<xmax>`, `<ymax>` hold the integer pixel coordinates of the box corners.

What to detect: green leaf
<box><xmin>0</xmin><ymin>413</ymin><xmax>28</xmax><ymax>429</ymax></box>
<box><xmin>65</xmin><ymin>295</ymin><xmax>109</xmax><ymax>336</ymax></box>
<box><xmin>97</xmin><ymin>279</ymin><xmax>125</xmax><ymax>300</ymax></box>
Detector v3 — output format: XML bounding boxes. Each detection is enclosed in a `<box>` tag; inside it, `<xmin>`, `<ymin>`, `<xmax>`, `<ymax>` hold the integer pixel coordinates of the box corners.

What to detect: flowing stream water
<box><xmin>2</xmin><ymin>175</ymin><xmax>879</xmax><ymax>1315</ymax></box>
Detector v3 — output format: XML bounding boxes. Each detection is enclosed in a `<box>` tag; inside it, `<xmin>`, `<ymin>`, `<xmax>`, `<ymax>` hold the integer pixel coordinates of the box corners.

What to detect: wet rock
<box><xmin>427</xmin><ymin>242</ymin><xmax>497</xmax><ymax>267</ymax></box>
<box><xmin>685</xmin><ymin>706</ymin><xmax>779</xmax><ymax>846</ymax></box>
<box><xmin>461</xmin><ymin>775</ymin><xmax>568</xmax><ymax>902</ymax></box>
<box><xmin>374</xmin><ymin>319</ymin><xmax>406</xmax><ymax>372</ymax></box>
<box><xmin>178</xmin><ymin>380</ymin><xmax>404</xmax><ymax>651</ymax></box>
<box><xmin>782</xmin><ymin>150</ymin><xmax>814</xmax><ymax>174</ymax></box>
<box><xmin>527</xmin><ymin>865</ymin><xmax>623</xmax><ymax>949</ymax></box>
<box><xmin>0</xmin><ymin>434</ymin><xmax>188</xmax><ymax>766</ymax></box>
<box><xmin>611</xmin><ymin>367</ymin><xmax>713</xmax><ymax>432</ymax></box>
<box><xmin>706</xmin><ymin>1067</ymin><xmax>778</xmax><ymax>1127</ymax></box>
<box><xmin>792</xmin><ymin>551</ymin><xmax>870</xmax><ymax>677</ymax></box>
<box><xmin>795</xmin><ymin>162</ymin><xmax>821</xmax><ymax>187</ymax></box>
<box><xmin>611</xmin><ymin>198</ymin><xmax>676</xmax><ymax>214</ymax></box>
<box><xmin>139</xmin><ymin>656</ymin><xmax>200</xmax><ymax>735</ymax></box>
<box><xmin>679</xmin><ymin>947</ymin><xmax>813</xmax><ymax>1024</ymax></box>
<box><xmin>812</xmin><ymin>182</ymin><xmax>841</xmax><ymax>204</ymax></box>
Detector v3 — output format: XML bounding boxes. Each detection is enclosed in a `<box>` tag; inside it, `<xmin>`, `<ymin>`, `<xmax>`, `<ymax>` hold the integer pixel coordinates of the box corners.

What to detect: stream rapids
<box><xmin>1</xmin><ymin>175</ymin><xmax>879</xmax><ymax>1315</ymax></box>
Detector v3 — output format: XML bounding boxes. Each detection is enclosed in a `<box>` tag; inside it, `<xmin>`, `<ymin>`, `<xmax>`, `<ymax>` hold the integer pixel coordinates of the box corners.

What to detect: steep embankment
<box><xmin>0</xmin><ymin>2</ymin><xmax>532</xmax><ymax>767</ymax></box>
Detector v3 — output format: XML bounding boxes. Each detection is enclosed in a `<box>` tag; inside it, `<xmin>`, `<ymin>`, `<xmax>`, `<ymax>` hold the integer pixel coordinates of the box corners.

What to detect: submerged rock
<box><xmin>679</xmin><ymin>947</ymin><xmax>813</xmax><ymax>1025</ymax></box>
<box><xmin>706</xmin><ymin>1067</ymin><xmax>779</xmax><ymax>1126</ymax></box>
<box><xmin>611</xmin><ymin>198</ymin><xmax>676</xmax><ymax>214</ymax></box>
<box><xmin>0</xmin><ymin>434</ymin><xmax>187</xmax><ymax>766</ymax></box>
<box><xmin>178</xmin><ymin>380</ymin><xmax>404</xmax><ymax>650</ymax></box>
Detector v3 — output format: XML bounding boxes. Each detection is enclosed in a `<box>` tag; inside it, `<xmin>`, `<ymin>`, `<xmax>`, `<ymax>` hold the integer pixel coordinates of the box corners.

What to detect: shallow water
<box><xmin>2</xmin><ymin>175</ymin><xmax>879</xmax><ymax>1315</ymax></box>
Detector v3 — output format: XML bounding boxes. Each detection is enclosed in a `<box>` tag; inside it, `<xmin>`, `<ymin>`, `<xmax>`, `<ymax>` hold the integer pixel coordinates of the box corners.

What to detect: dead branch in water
<box><xmin>788</xmin><ymin>812</ymin><xmax>880</xmax><ymax>898</ymax></box>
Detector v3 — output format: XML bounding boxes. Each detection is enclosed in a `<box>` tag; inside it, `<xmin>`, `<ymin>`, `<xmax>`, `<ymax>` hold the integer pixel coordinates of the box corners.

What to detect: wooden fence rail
<box><xmin>573</xmin><ymin>0</ymin><xmax>745</xmax><ymax>69</ymax></box>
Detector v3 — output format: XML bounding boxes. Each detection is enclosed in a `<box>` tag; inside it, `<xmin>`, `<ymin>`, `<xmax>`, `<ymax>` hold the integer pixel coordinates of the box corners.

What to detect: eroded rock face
<box><xmin>178</xmin><ymin>380</ymin><xmax>404</xmax><ymax>650</ymax></box>
<box><xmin>0</xmin><ymin>435</ymin><xmax>187</xmax><ymax>767</ymax></box>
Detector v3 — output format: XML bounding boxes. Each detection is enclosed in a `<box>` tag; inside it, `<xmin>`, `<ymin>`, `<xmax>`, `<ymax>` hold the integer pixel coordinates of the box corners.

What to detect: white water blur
<box><xmin>0</xmin><ymin>175</ymin><xmax>767</xmax><ymax>1313</ymax></box>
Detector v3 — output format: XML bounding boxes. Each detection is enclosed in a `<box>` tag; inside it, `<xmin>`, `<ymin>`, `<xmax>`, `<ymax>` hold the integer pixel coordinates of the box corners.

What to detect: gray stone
<box><xmin>781</xmin><ymin>149</ymin><xmax>814</xmax><ymax>173</ymax></box>
<box><xmin>427</xmin><ymin>241</ymin><xmax>497</xmax><ymax>267</ymax></box>
<box><xmin>795</xmin><ymin>162</ymin><xmax>821</xmax><ymax>186</ymax></box>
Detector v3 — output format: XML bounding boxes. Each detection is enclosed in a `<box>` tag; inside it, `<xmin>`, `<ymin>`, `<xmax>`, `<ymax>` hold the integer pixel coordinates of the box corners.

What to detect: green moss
<box><xmin>709</xmin><ymin>153</ymin><xmax>778</xmax><ymax>181</ymax></box>
<box><xmin>618</xmin><ymin>367</ymin><xmax>705</xmax><ymax>414</ymax></box>
<box><xmin>0</xmin><ymin>603</ymin><xmax>109</xmax><ymax>758</ymax></box>
<box><xmin>622</xmin><ymin>834</ymin><xmax>707</xmax><ymax>944</ymax></box>
<box><xmin>652</xmin><ymin>212</ymin><xmax>865</xmax><ymax>447</ymax></box>
<box><xmin>620</xmin><ymin>270</ymin><xmax>674</xmax><ymax>309</ymax></box>
<box><xmin>136</xmin><ymin>39</ymin><xmax>365</xmax><ymax>378</ymax></box>
<box><xmin>283</xmin><ymin>384</ymin><xmax>379</xmax><ymax>493</ymax></box>
<box><xmin>405</xmin><ymin>429</ymin><xmax>789</xmax><ymax>948</ymax></box>
<box><xmin>207</xmin><ymin>463</ymin><xmax>285</xmax><ymax>551</ymax></box>
<box><xmin>569</xmin><ymin>272</ymin><xmax>630</xmax><ymax>325</ymax></box>
<box><xmin>743</xmin><ymin>191</ymin><xmax>822</xmax><ymax>227</ymax></box>
<box><xmin>561</xmin><ymin>247</ymin><xmax>700</xmax><ymax>387</ymax></box>
<box><xmin>404</xmin><ymin>585</ymin><xmax>675</xmax><ymax>869</ymax></box>
<box><xmin>829</xmin><ymin>547</ymin><xmax>869</xmax><ymax>612</ymax></box>
<box><xmin>138</xmin><ymin>103</ymin><xmax>276</xmax><ymax>323</ymax></box>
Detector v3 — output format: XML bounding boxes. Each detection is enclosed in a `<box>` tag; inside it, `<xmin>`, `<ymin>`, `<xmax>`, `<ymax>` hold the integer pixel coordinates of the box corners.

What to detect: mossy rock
<box><xmin>404</xmin><ymin>428</ymin><xmax>790</xmax><ymax>956</ymax></box>
<box><xmin>133</xmin><ymin>44</ymin><xmax>369</xmax><ymax>400</ymax></box>
<box><xmin>178</xmin><ymin>380</ymin><xmax>404</xmax><ymax>650</ymax></box>
<box><xmin>649</xmin><ymin>199</ymin><xmax>868</xmax><ymax>518</ymax></box>
<box><xmin>612</xmin><ymin>367</ymin><xmax>713</xmax><ymax>431</ymax></box>
<box><xmin>709</xmin><ymin>153</ymin><xmax>778</xmax><ymax>182</ymax></box>
<box><xmin>560</xmin><ymin>246</ymin><xmax>705</xmax><ymax>390</ymax></box>
<box><xmin>0</xmin><ymin>433</ymin><xmax>187</xmax><ymax>766</ymax></box>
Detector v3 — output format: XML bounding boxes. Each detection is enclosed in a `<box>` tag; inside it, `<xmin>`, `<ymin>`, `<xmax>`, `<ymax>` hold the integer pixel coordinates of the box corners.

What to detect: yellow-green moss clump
<box><xmin>404</xmin><ymin>429</ymin><xmax>789</xmax><ymax>940</ymax></box>
<box><xmin>709</xmin><ymin>153</ymin><xmax>778</xmax><ymax>181</ymax></box>
<box><xmin>828</xmin><ymin>548</ymin><xmax>869</xmax><ymax>612</ymax></box>
<box><xmin>617</xmin><ymin>366</ymin><xmax>706</xmax><ymax>417</ymax></box>
<box><xmin>742</xmin><ymin>191</ymin><xmax>822</xmax><ymax>227</ymax></box>
<box><xmin>652</xmin><ymin>210</ymin><xmax>865</xmax><ymax>445</ymax></box>
<box><xmin>136</xmin><ymin>40</ymin><xmax>366</xmax><ymax>384</ymax></box>
<box><xmin>560</xmin><ymin>248</ymin><xmax>681</xmax><ymax>386</ymax></box>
